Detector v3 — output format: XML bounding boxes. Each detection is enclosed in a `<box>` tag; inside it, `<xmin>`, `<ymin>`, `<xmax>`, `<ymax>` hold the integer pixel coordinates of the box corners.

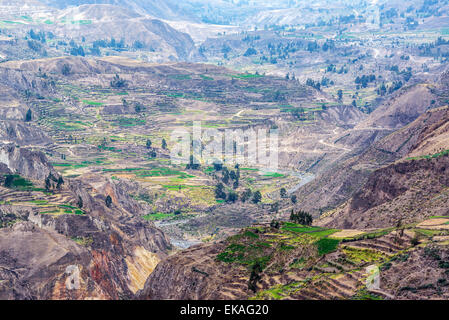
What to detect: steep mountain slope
<box><xmin>318</xmin><ymin>105</ymin><xmax>449</xmax><ymax>229</ymax></box>
<box><xmin>141</xmin><ymin>220</ymin><xmax>449</xmax><ymax>300</ymax></box>
<box><xmin>294</xmin><ymin>83</ymin><xmax>439</xmax><ymax>215</ymax></box>
<box><xmin>142</xmin><ymin>95</ymin><xmax>449</xmax><ymax>299</ymax></box>
<box><xmin>39</xmin><ymin>0</ymin><xmax>303</xmax><ymax>24</ymax></box>
<box><xmin>40</xmin><ymin>0</ymin><xmax>194</xmax><ymax>21</ymax></box>
<box><xmin>0</xmin><ymin>2</ymin><xmax>199</xmax><ymax>62</ymax></box>
<box><xmin>53</xmin><ymin>4</ymin><xmax>198</xmax><ymax>61</ymax></box>
<box><xmin>0</xmin><ymin>144</ymin><xmax>171</xmax><ymax>299</ymax></box>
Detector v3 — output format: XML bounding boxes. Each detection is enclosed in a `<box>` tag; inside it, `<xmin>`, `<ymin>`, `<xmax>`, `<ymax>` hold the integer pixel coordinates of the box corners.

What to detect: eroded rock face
<box><xmin>0</xmin><ymin>144</ymin><xmax>58</xmax><ymax>181</ymax></box>
<box><xmin>0</xmin><ymin>121</ymin><xmax>51</xmax><ymax>145</ymax></box>
<box><xmin>139</xmin><ymin>242</ymin><xmax>251</xmax><ymax>300</ymax></box>
<box><xmin>0</xmin><ymin>221</ymin><xmax>93</xmax><ymax>300</ymax></box>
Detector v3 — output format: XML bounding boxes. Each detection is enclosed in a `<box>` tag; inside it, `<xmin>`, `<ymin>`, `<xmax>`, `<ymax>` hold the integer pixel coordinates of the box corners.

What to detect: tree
<box><xmin>291</xmin><ymin>195</ymin><xmax>297</xmax><ymax>204</ymax></box>
<box><xmin>25</xmin><ymin>109</ymin><xmax>32</xmax><ymax>122</ymax></box>
<box><xmin>270</xmin><ymin>220</ymin><xmax>280</xmax><ymax>229</ymax></box>
<box><xmin>337</xmin><ymin>89</ymin><xmax>343</xmax><ymax>101</ymax></box>
<box><xmin>110</xmin><ymin>74</ymin><xmax>127</xmax><ymax>88</ymax></box>
<box><xmin>105</xmin><ymin>195</ymin><xmax>112</xmax><ymax>208</ymax></box>
<box><xmin>241</xmin><ymin>188</ymin><xmax>252</xmax><ymax>203</ymax></box>
<box><xmin>132</xmin><ymin>40</ymin><xmax>144</xmax><ymax>50</ymax></box>
<box><xmin>61</xmin><ymin>64</ymin><xmax>71</xmax><ymax>76</ymax></box>
<box><xmin>135</xmin><ymin>103</ymin><xmax>144</xmax><ymax>113</ymax></box>
<box><xmin>227</xmin><ymin>191</ymin><xmax>238</xmax><ymax>203</ymax></box>
<box><xmin>270</xmin><ymin>201</ymin><xmax>279</xmax><ymax>213</ymax></box>
<box><xmin>45</xmin><ymin>176</ymin><xmax>52</xmax><ymax>192</ymax></box>
<box><xmin>161</xmin><ymin>139</ymin><xmax>167</xmax><ymax>150</ymax></box>
<box><xmin>4</xmin><ymin>175</ymin><xmax>14</xmax><ymax>188</ymax></box>
<box><xmin>146</xmin><ymin>139</ymin><xmax>152</xmax><ymax>149</ymax></box>
<box><xmin>248</xmin><ymin>261</ymin><xmax>262</xmax><ymax>292</ymax></box>
<box><xmin>252</xmin><ymin>190</ymin><xmax>262</xmax><ymax>204</ymax></box>
<box><xmin>280</xmin><ymin>187</ymin><xmax>287</xmax><ymax>198</ymax></box>
<box><xmin>70</xmin><ymin>45</ymin><xmax>85</xmax><ymax>56</ymax></box>
<box><xmin>148</xmin><ymin>149</ymin><xmax>157</xmax><ymax>158</ymax></box>
<box><xmin>213</xmin><ymin>162</ymin><xmax>223</xmax><ymax>171</ymax></box>
<box><xmin>27</xmin><ymin>40</ymin><xmax>42</xmax><ymax>52</ymax></box>
<box><xmin>290</xmin><ymin>210</ymin><xmax>313</xmax><ymax>226</ymax></box>
<box><xmin>77</xmin><ymin>196</ymin><xmax>83</xmax><ymax>209</ymax></box>
<box><xmin>230</xmin><ymin>170</ymin><xmax>237</xmax><ymax>181</ymax></box>
<box><xmin>215</xmin><ymin>183</ymin><xmax>226</xmax><ymax>200</ymax></box>
<box><xmin>243</xmin><ymin>47</ymin><xmax>257</xmax><ymax>57</ymax></box>
<box><xmin>56</xmin><ymin>176</ymin><xmax>64</xmax><ymax>190</ymax></box>
<box><xmin>222</xmin><ymin>167</ymin><xmax>230</xmax><ymax>184</ymax></box>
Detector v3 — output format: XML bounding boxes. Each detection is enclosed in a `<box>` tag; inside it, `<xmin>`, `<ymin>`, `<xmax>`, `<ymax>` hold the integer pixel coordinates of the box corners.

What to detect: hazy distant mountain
<box><xmin>38</xmin><ymin>0</ymin><xmax>308</xmax><ymax>24</ymax></box>
<box><xmin>39</xmin><ymin>0</ymin><xmax>197</xmax><ymax>21</ymax></box>
<box><xmin>52</xmin><ymin>4</ymin><xmax>199</xmax><ymax>60</ymax></box>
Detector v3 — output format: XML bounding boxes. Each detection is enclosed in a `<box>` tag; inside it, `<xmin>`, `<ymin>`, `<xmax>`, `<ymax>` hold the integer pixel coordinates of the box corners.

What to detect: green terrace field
<box><xmin>216</xmin><ymin>223</ymin><xmax>342</xmax><ymax>270</ymax></box>
<box><xmin>212</xmin><ymin>217</ymin><xmax>449</xmax><ymax>300</ymax></box>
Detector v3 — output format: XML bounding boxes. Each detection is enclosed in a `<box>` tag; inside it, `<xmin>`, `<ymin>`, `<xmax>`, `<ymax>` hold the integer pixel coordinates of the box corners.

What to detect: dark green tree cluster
<box><xmin>110</xmin><ymin>74</ymin><xmax>127</xmax><ymax>88</ymax></box>
<box><xmin>377</xmin><ymin>81</ymin><xmax>403</xmax><ymax>96</ymax></box>
<box><xmin>243</xmin><ymin>47</ymin><xmax>257</xmax><ymax>57</ymax></box>
<box><xmin>4</xmin><ymin>175</ymin><xmax>14</xmax><ymax>188</ymax></box>
<box><xmin>289</xmin><ymin>210</ymin><xmax>313</xmax><ymax>226</ymax></box>
<box><xmin>45</xmin><ymin>173</ymin><xmax>64</xmax><ymax>192</ymax></box>
<box><xmin>27</xmin><ymin>40</ymin><xmax>42</xmax><ymax>52</ymax></box>
<box><xmin>355</xmin><ymin>74</ymin><xmax>376</xmax><ymax>88</ymax></box>
<box><xmin>252</xmin><ymin>190</ymin><xmax>262</xmax><ymax>204</ymax></box>
<box><xmin>69</xmin><ymin>44</ymin><xmax>85</xmax><ymax>56</ymax></box>
<box><xmin>61</xmin><ymin>64</ymin><xmax>71</xmax><ymax>76</ymax></box>
<box><xmin>28</xmin><ymin>29</ymin><xmax>46</xmax><ymax>43</ymax></box>
<box><xmin>270</xmin><ymin>201</ymin><xmax>279</xmax><ymax>213</ymax></box>
<box><xmin>216</xmin><ymin>164</ymin><xmax>240</xmax><ymax>189</ymax></box>
<box><xmin>77</xmin><ymin>196</ymin><xmax>83</xmax><ymax>209</ymax></box>
<box><xmin>280</xmin><ymin>187</ymin><xmax>287</xmax><ymax>198</ymax></box>
<box><xmin>215</xmin><ymin>183</ymin><xmax>226</xmax><ymax>200</ymax></box>
<box><xmin>93</xmin><ymin>38</ymin><xmax>125</xmax><ymax>50</ymax></box>
<box><xmin>306</xmin><ymin>78</ymin><xmax>321</xmax><ymax>91</ymax></box>
<box><xmin>240</xmin><ymin>188</ymin><xmax>252</xmax><ymax>203</ymax></box>
<box><xmin>135</xmin><ymin>102</ymin><xmax>145</xmax><ymax>113</ymax></box>
<box><xmin>270</xmin><ymin>220</ymin><xmax>280</xmax><ymax>229</ymax></box>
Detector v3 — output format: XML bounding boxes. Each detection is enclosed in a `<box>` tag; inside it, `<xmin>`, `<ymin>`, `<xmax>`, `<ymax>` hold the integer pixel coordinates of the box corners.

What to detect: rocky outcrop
<box><xmin>0</xmin><ymin>144</ymin><xmax>58</xmax><ymax>181</ymax></box>
<box><xmin>0</xmin><ymin>221</ymin><xmax>94</xmax><ymax>300</ymax></box>
<box><xmin>139</xmin><ymin>243</ymin><xmax>245</xmax><ymax>300</ymax></box>
<box><xmin>0</xmin><ymin>121</ymin><xmax>51</xmax><ymax>146</ymax></box>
